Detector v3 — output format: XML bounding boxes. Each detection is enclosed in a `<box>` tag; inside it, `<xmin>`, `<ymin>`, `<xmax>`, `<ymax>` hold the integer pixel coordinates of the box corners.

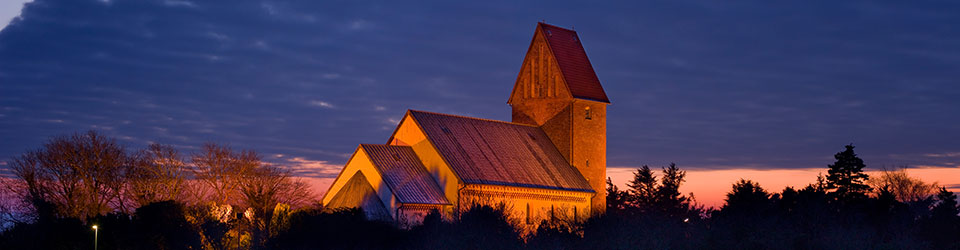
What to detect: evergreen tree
<box><xmin>924</xmin><ymin>187</ymin><xmax>960</xmax><ymax>249</ymax></box>
<box><xmin>825</xmin><ymin>144</ymin><xmax>871</xmax><ymax>201</ymax></box>
<box><xmin>627</xmin><ymin>165</ymin><xmax>658</xmax><ymax>210</ymax></box>
<box><xmin>932</xmin><ymin>187</ymin><xmax>959</xmax><ymax>219</ymax></box>
<box><xmin>656</xmin><ymin>163</ymin><xmax>691</xmax><ymax>215</ymax></box>
<box><xmin>605</xmin><ymin>177</ymin><xmax>629</xmax><ymax>211</ymax></box>
<box><xmin>723</xmin><ymin>179</ymin><xmax>772</xmax><ymax>213</ymax></box>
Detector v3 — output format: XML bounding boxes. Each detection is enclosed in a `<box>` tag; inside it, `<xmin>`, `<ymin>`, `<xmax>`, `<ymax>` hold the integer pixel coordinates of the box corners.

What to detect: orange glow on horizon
<box><xmin>305</xmin><ymin>166</ymin><xmax>959</xmax><ymax>209</ymax></box>
<box><xmin>608</xmin><ymin>167</ymin><xmax>960</xmax><ymax>208</ymax></box>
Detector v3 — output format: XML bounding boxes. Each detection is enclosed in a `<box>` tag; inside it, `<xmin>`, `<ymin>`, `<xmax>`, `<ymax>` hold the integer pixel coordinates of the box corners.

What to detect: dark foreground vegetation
<box><xmin>1</xmin><ymin>131</ymin><xmax>959</xmax><ymax>249</ymax></box>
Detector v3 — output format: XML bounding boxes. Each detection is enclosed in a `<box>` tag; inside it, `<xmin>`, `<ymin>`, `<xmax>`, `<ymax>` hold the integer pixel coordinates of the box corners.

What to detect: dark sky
<box><xmin>2</xmin><ymin>0</ymin><xmax>959</xmax><ymax>180</ymax></box>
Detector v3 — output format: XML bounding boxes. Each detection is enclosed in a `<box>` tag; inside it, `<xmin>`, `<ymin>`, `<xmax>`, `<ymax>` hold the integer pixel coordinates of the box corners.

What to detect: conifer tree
<box><xmin>723</xmin><ymin>179</ymin><xmax>771</xmax><ymax>213</ymax></box>
<box><xmin>932</xmin><ymin>187</ymin><xmax>959</xmax><ymax>220</ymax></box>
<box><xmin>627</xmin><ymin>165</ymin><xmax>657</xmax><ymax>210</ymax></box>
<box><xmin>657</xmin><ymin>163</ymin><xmax>691</xmax><ymax>215</ymax></box>
<box><xmin>825</xmin><ymin>144</ymin><xmax>871</xmax><ymax>201</ymax></box>
<box><xmin>605</xmin><ymin>177</ymin><xmax>629</xmax><ymax>211</ymax></box>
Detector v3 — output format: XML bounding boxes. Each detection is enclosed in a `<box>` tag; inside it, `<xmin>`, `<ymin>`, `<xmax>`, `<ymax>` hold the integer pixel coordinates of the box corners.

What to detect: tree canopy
<box><xmin>825</xmin><ymin>144</ymin><xmax>872</xmax><ymax>201</ymax></box>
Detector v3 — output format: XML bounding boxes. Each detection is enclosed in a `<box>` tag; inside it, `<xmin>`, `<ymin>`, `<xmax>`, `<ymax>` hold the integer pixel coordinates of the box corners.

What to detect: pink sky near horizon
<box><xmin>303</xmin><ymin>166</ymin><xmax>960</xmax><ymax>208</ymax></box>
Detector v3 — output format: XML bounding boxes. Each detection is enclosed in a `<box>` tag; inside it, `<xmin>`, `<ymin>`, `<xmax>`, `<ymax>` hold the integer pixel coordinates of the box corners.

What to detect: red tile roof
<box><xmin>538</xmin><ymin>22</ymin><xmax>610</xmax><ymax>103</ymax></box>
<box><xmin>408</xmin><ymin>110</ymin><xmax>594</xmax><ymax>192</ymax></box>
<box><xmin>361</xmin><ymin>144</ymin><xmax>450</xmax><ymax>205</ymax></box>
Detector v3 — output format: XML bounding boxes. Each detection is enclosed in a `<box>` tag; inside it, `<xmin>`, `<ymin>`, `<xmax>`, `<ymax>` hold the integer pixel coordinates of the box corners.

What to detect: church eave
<box><xmin>464</xmin><ymin>179</ymin><xmax>596</xmax><ymax>193</ymax></box>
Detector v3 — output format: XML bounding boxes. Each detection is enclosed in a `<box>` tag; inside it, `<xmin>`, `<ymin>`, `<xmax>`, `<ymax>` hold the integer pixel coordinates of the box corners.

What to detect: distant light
<box><xmin>92</xmin><ymin>225</ymin><xmax>98</xmax><ymax>229</ymax></box>
<box><xmin>683</xmin><ymin>218</ymin><xmax>689</xmax><ymax>223</ymax></box>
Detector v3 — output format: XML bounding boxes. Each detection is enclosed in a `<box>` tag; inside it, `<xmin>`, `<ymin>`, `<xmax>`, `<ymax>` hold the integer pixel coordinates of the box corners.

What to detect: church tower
<box><xmin>508</xmin><ymin>22</ymin><xmax>610</xmax><ymax>213</ymax></box>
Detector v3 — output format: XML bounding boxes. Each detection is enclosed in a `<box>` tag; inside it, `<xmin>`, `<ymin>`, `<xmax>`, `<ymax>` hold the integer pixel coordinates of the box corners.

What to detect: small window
<box><xmin>550</xmin><ymin>205</ymin><xmax>555</xmax><ymax>222</ymax></box>
<box><xmin>526</xmin><ymin>203</ymin><xmax>531</xmax><ymax>224</ymax></box>
<box><xmin>573</xmin><ymin>206</ymin><xmax>578</xmax><ymax>222</ymax></box>
<box><xmin>585</xmin><ymin>107</ymin><xmax>592</xmax><ymax>120</ymax></box>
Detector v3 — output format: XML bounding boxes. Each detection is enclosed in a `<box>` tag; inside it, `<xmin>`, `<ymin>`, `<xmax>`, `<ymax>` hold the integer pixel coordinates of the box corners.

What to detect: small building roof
<box><xmin>408</xmin><ymin>110</ymin><xmax>594</xmax><ymax>192</ymax></box>
<box><xmin>360</xmin><ymin>144</ymin><xmax>451</xmax><ymax>205</ymax></box>
<box><xmin>324</xmin><ymin>172</ymin><xmax>391</xmax><ymax>220</ymax></box>
<box><xmin>538</xmin><ymin>22</ymin><xmax>610</xmax><ymax>103</ymax></box>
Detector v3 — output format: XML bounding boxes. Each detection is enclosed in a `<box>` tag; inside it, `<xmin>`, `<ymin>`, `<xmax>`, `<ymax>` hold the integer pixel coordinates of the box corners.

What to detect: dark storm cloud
<box><xmin>1</xmin><ymin>0</ymin><xmax>959</xmax><ymax>178</ymax></box>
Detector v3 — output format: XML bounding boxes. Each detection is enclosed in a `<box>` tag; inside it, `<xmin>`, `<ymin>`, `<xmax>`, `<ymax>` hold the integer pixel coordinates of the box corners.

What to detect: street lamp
<box><xmin>92</xmin><ymin>225</ymin><xmax>98</xmax><ymax>250</ymax></box>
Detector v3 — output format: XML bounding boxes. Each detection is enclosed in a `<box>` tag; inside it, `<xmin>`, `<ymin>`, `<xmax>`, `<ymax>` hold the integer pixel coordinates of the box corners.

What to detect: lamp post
<box><xmin>92</xmin><ymin>225</ymin><xmax>98</xmax><ymax>250</ymax></box>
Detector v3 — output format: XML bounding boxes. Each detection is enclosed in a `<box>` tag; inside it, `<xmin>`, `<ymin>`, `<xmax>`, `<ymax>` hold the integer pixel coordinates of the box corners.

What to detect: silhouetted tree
<box><xmin>627</xmin><ymin>165</ymin><xmax>657</xmax><ymax>210</ymax></box>
<box><xmin>581</xmin><ymin>204</ymin><xmax>706</xmax><ymax>249</ymax></box>
<box><xmin>9</xmin><ymin>130</ymin><xmax>132</xmax><ymax>219</ymax></box>
<box><xmin>931</xmin><ymin>187</ymin><xmax>959</xmax><ymax>219</ymax></box>
<box><xmin>620</xmin><ymin>163</ymin><xmax>699</xmax><ymax>219</ymax></box>
<box><xmin>268</xmin><ymin>208</ymin><xmax>402</xmax><ymax>249</ymax></box>
<box><xmin>526</xmin><ymin>219</ymin><xmax>579</xmax><ymax>250</ymax></box>
<box><xmin>199</xmin><ymin>217</ymin><xmax>232</xmax><ymax>250</ymax></box>
<box><xmin>656</xmin><ymin>163</ymin><xmax>693</xmax><ymax>216</ymax></box>
<box><xmin>825</xmin><ymin>144</ymin><xmax>871</xmax><ymax>202</ymax></box>
<box><xmin>923</xmin><ymin>187</ymin><xmax>960</xmax><ymax>249</ymax></box>
<box><xmin>451</xmin><ymin>204</ymin><xmax>522</xmax><ymax>249</ymax></box>
<box><xmin>131</xmin><ymin>201</ymin><xmax>203</xmax><ymax>250</ymax></box>
<box><xmin>868</xmin><ymin>166</ymin><xmax>938</xmax><ymax>203</ymax></box>
<box><xmin>708</xmin><ymin>180</ymin><xmax>796</xmax><ymax>249</ymax></box>
<box><xmin>605</xmin><ymin>177</ymin><xmax>628</xmax><ymax>211</ymax></box>
<box><xmin>238</xmin><ymin>163</ymin><xmax>313</xmax><ymax>248</ymax></box>
<box><xmin>777</xmin><ymin>187</ymin><xmax>799</xmax><ymax>212</ymax></box>
<box><xmin>0</xmin><ymin>217</ymin><xmax>88</xmax><ymax>249</ymax></box>
<box><xmin>722</xmin><ymin>179</ymin><xmax>772</xmax><ymax>214</ymax></box>
<box><xmin>191</xmin><ymin>143</ymin><xmax>257</xmax><ymax>205</ymax></box>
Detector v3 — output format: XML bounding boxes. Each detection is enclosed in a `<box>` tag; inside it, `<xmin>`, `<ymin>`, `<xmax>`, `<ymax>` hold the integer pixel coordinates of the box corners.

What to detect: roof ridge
<box><xmin>538</xmin><ymin>22</ymin><xmax>575</xmax><ymax>33</ymax></box>
<box><xmin>360</xmin><ymin>143</ymin><xmax>411</xmax><ymax>148</ymax></box>
<box><xmin>407</xmin><ymin>109</ymin><xmax>539</xmax><ymax>128</ymax></box>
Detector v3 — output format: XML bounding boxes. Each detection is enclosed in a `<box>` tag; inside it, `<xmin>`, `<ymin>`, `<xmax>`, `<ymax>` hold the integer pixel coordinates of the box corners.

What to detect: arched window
<box><xmin>526</xmin><ymin>203</ymin><xmax>531</xmax><ymax>224</ymax></box>
<box><xmin>573</xmin><ymin>206</ymin><xmax>578</xmax><ymax>222</ymax></box>
<box><xmin>585</xmin><ymin>106</ymin><xmax>592</xmax><ymax>120</ymax></box>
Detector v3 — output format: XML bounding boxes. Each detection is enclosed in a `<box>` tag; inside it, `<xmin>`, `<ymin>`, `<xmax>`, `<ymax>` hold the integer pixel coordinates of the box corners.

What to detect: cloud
<box><xmin>272</xmin><ymin>156</ymin><xmax>343</xmax><ymax>178</ymax></box>
<box><xmin>206</xmin><ymin>32</ymin><xmax>229</xmax><ymax>41</ymax></box>
<box><xmin>163</xmin><ymin>0</ymin><xmax>196</xmax><ymax>8</ymax></box>
<box><xmin>347</xmin><ymin>19</ymin><xmax>372</xmax><ymax>30</ymax></box>
<box><xmin>308</xmin><ymin>100</ymin><xmax>334</xmax><ymax>109</ymax></box>
<box><xmin>260</xmin><ymin>2</ymin><xmax>279</xmax><ymax>16</ymax></box>
<box><xmin>321</xmin><ymin>73</ymin><xmax>340</xmax><ymax>79</ymax></box>
<box><xmin>252</xmin><ymin>40</ymin><xmax>269</xmax><ymax>50</ymax></box>
<box><xmin>924</xmin><ymin>152</ymin><xmax>960</xmax><ymax>158</ymax></box>
<box><xmin>0</xmin><ymin>1</ymin><xmax>32</xmax><ymax>32</ymax></box>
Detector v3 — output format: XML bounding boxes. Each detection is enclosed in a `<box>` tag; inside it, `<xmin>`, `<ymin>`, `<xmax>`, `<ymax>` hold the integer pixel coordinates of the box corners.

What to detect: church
<box><xmin>321</xmin><ymin>22</ymin><xmax>610</xmax><ymax>227</ymax></box>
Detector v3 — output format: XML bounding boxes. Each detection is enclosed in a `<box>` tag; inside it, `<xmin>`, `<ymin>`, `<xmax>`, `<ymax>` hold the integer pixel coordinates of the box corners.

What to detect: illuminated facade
<box><xmin>322</xmin><ymin>22</ymin><xmax>610</xmax><ymax>227</ymax></box>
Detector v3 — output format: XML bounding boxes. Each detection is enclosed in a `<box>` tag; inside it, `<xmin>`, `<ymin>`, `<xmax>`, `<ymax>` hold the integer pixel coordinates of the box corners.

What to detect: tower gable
<box><xmin>508</xmin><ymin>25</ymin><xmax>573</xmax><ymax>105</ymax></box>
<box><xmin>508</xmin><ymin>22</ymin><xmax>609</xmax><ymax>105</ymax></box>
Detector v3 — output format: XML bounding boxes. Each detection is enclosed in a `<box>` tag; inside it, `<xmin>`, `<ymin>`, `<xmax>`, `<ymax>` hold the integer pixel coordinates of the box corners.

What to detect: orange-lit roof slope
<box><xmin>408</xmin><ymin>110</ymin><xmax>593</xmax><ymax>192</ymax></box>
<box><xmin>539</xmin><ymin>22</ymin><xmax>610</xmax><ymax>103</ymax></box>
<box><xmin>361</xmin><ymin>144</ymin><xmax>450</xmax><ymax>205</ymax></box>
